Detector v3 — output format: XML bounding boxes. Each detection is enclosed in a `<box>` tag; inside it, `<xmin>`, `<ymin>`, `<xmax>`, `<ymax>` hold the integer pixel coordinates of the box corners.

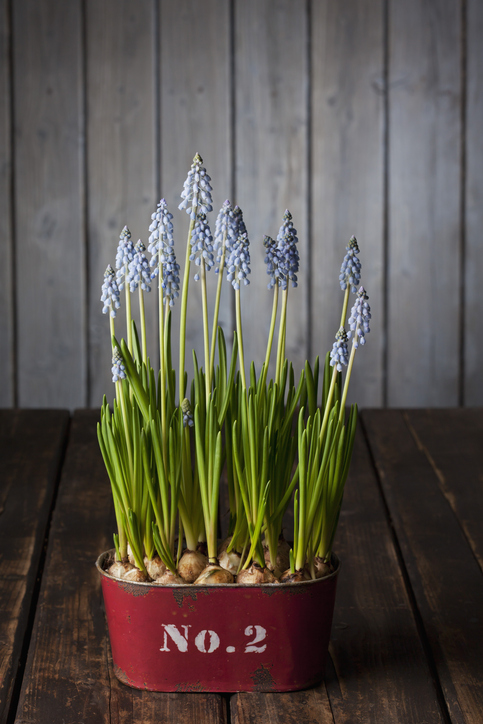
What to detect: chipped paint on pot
<box><xmin>96</xmin><ymin>550</ymin><xmax>340</xmax><ymax>693</ymax></box>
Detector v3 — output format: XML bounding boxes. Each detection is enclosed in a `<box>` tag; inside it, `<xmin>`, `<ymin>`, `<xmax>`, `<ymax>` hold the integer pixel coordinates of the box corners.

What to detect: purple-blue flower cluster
<box><xmin>213</xmin><ymin>200</ymin><xmax>237</xmax><ymax>271</ymax></box>
<box><xmin>179</xmin><ymin>153</ymin><xmax>213</xmax><ymax>219</ymax></box>
<box><xmin>190</xmin><ymin>213</ymin><xmax>215</xmax><ymax>281</ymax></box>
<box><xmin>127</xmin><ymin>241</ymin><xmax>152</xmax><ymax>293</ymax></box>
<box><xmin>226</xmin><ymin>230</ymin><xmax>251</xmax><ymax>290</ymax></box>
<box><xmin>263</xmin><ymin>235</ymin><xmax>278</xmax><ymax>291</ymax></box>
<box><xmin>348</xmin><ymin>286</ymin><xmax>371</xmax><ymax>347</ymax></box>
<box><xmin>101</xmin><ymin>265</ymin><xmax>121</xmax><ymax>318</ymax></box>
<box><xmin>181</xmin><ymin>398</ymin><xmax>194</xmax><ymax>428</ymax></box>
<box><xmin>115</xmin><ymin>226</ymin><xmax>135</xmax><ymax>291</ymax></box>
<box><xmin>148</xmin><ymin>199</ymin><xmax>180</xmax><ymax>307</ymax></box>
<box><xmin>264</xmin><ymin>210</ymin><xmax>299</xmax><ymax>291</ymax></box>
<box><xmin>111</xmin><ymin>348</ymin><xmax>126</xmax><ymax>383</ymax></box>
<box><xmin>339</xmin><ymin>236</ymin><xmax>361</xmax><ymax>293</ymax></box>
<box><xmin>330</xmin><ymin>327</ymin><xmax>349</xmax><ymax>371</ymax></box>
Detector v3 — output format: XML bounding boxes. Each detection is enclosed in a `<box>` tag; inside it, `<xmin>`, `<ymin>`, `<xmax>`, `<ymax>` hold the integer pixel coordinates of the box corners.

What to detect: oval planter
<box><xmin>96</xmin><ymin>550</ymin><xmax>340</xmax><ymax>692</ymax></box>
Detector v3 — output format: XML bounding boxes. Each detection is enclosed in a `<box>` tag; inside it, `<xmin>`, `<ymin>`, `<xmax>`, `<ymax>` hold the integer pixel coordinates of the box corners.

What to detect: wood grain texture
<box><xmin>404</xmin><ymin>408</ymin><xmax>483</xmax><ymax>572</ymax></box>
<box><xmin>13</xmin><ymin>0</ymin><xmax>85</xmax><ymax>408</ymax></box>
<box><xmin>363</xmin><ymin>409</ymin><xmax>483</xmax><ymax>724</ymax></box>
<box><xmin>0</xmin><ymin>409</ymin><xmax>69</xmax><ymax>724</ymax></box>
<box><xmin>464</xmin><ymin>0</ymin><xmax>483</xmax><ymax>405</ymax></box>
<box><xmin>232</xmin><ymin>688</ymin><xmax>334</xmax><ymax>724</ymax></box>
<box><xmin>86</xmin><ymin>0</ymin><xmax>158</xmax><ymax>407</ymax></box>
<box><xmin>388</xmin><ymin>0</ymin><xmax>461</xmax><ymax>406</ymax></box>
<box><xmin>0</xmin><ymin>0</ymin><xmax>13</xmax><ymax>406</ymax></box>
<box><xmin>160</xmin><ymin>0</ymin><xmax>232</xmax><ymax>386</ymax></box>
<box><xmin>311</xmin><ymin>0</ymin><xmax>385</xmax><ymax>407</ymax></box>
<box><xmin>14</xmin><ymin>410</ymin><xmax>227</xmax><ymax>724</ymax></box>
<box><xmin>326</xmin><ymin>423</ymin><xmax>444</xmax><ymax>723</ymax></box>
<box><xmin>235</xmin><ymin>0</ymin><xmax>309</xmax><ymax>381</ymax></box>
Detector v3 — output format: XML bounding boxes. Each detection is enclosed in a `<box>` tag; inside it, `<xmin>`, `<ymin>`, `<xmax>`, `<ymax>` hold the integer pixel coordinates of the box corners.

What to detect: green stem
<box><xmin>209</xmin><ymin>232</ymin><xmax>227</xmax><ymax>381</ymax></box>
<box><xmin>260</xmin><ymin>284</ymin><xmax>279</xmax><ymax>390</ymax></box>
<box><xmin>158</xmin><ymin>268</ymin><xmax>167</xmax><ymax>463</ymax></box>
<box><xmin>139</xmin><ymin>288</ymin><xmax>147</xmax><ymax>367</ymax></box>
<box><xmin>339</xmin><ymin>334</ymin><xmax>358</xmax><ymax>423</ymax></box>
<box><xmin>340</xmin><ymin>286</ymin><xmax>350</xmax><ymax>329</ymax></box>
<box><xmin>200</xmin><ymin>259</ymin><xmax>211</xmax><ymax>398</ymax></box>
<box><xmin>319</xmin><ymin>365</ymin><xmax>338</xmax><ymax>445</ymax></box>
<box><xmin>235</xmin><ymin>289</ymin><xmax>247</xmax><ymax>391</ymax></box>
<box><xmin>275</xmin><ymin>288</ymin><xmax>288</xmax><ymax>387</ymax></box>
<box><xmin>125</xmin><ymin>284</ymin><xmax>133</xmax><ymax>354</ymax></box>
<box><xmin>179</xmin><ymin>215</ymin><xmax>196</xmax><ymax>401</ymax></box>
<box><xmin>109</xmin><ymin>315</ymin><xmax>115</xmax><ymax>352</ymax></box>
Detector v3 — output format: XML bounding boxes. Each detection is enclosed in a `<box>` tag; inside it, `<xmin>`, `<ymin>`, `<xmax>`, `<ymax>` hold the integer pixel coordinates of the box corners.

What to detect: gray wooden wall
<box><xmin>1</xmin><ymin>0</ymin><xmax>482</xmax><ymax>410</ymax></box>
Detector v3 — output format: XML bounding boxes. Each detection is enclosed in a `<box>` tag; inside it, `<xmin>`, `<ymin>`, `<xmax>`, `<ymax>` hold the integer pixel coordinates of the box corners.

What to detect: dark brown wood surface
<box><xmin>1</xmin><ymin>408</ymin><xmax>481</xmax><ymax>723</ymax></box>
<box><xmin>0</xmin><ymin>409</ymin><xmax>69</xmax><ymax>724</ymax></box>
<box><xmin>363</xmin><ymin>409</ymin><xmax>483</xmax><ymax>724</ymax></box>
<box><xmin>13</xmin><ymin>410</ymin><xmax>228</xmax><ymax>724</ymax></box>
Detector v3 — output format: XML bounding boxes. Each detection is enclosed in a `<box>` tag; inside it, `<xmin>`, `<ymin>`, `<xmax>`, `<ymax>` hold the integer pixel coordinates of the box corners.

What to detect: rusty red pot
<box><xmin>96</xmin><ymin>551</ymin><xmax>339</xmax><ymax>692</ymax></box>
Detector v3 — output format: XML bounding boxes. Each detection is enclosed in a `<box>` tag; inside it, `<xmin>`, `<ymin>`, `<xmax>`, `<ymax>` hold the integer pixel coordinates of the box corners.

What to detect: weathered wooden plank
<box><xmin>232</xmin><ymin>688</ymin><xmax>334</xmax><ymax>724</ymax></box>
<box><xmin>234</xmin><ymin>0</ymin><xmax>309</xmax><ymax>381</ymax></box>
<box><xmin>160</xmin><ymin>0</ymin><xmax>232</xmax><ymax>389</ymax></box>
<box><xmin>388</xmin><ymin>0</ymin><xmax>461</xmax><ymax>406</ymax></box>
<box><xmin>311</xmin><ymin>0</ymin><xmax>385</xmax><ymax>408</ymax></box>
<box><xmin>464</xmin><ymin>0</ymin><xmax>483</xmax><ymax>405</ymax></box>
<box><xmin>404</xmin><ymin>408</ymin><xmax>483</xmax><ymax>571</ymax></box>
<box><xmin>86</xmin><ymin>0</ymin><xmax>158</xmax><ymax>407</ymax></box>
<box><xmin>0</xmin><ymin>0</ymin><xmax>14</xmax><ymax>406</ymax></box>
<box><xmin>0</xmin><ymin>409</ymin><xmax>69</xmax><ymax>724</ymax></box>
<box><xmin>13</xmin><ymin>0</ymin><xmax>85</xmax><ymax>408</ymax></box>
<box><xmin>14</xmin><ymin>410</ymin><xmax>227</xmax><ymax>723</ymax></box>
<box><xmin>325</xmin><ymin>422</ymin><xmax>445</xmax><ymax>723</ymax></box>
<box><xmin>363</xmin><ymin>409</ymin><xmax>483</xmax><ymax>724</ymax></box>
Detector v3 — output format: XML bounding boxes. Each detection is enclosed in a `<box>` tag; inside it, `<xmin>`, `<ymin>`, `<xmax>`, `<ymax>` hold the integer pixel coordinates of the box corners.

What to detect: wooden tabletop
<box><xmin>0</xmin><ymin>408</ymin><xmax>482</xmax><ymax>724</ymax></box>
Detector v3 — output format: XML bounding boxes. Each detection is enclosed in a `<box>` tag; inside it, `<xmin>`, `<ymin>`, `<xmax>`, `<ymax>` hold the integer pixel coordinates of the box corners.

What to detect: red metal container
<box><xmin>96</xmin><ymin>551</ymin><xmax>339</xmax><ymax>692</ymax></box>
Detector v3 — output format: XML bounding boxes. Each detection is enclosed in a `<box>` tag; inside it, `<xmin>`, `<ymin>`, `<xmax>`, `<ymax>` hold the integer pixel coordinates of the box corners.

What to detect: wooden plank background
<box><xmin>1</xmin><ymin>0</ymin><xmax>481</xmax><ymax>409</ymax></box>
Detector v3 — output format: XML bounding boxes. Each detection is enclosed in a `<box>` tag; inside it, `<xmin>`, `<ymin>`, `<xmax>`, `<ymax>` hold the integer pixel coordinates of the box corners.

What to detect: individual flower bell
<box><xmin>339</xmin><ymin>236</ymin><xmax>361</xmax><ymax>293</ymax></box>
<box><xmin>213</xmin><ymin>200</ymin><xmax>236</xmax><ymax>272</ymax></box>
<box><xmin>100</xmin><ymin>265</ymin><xmax>121</xmax><ymax>318</ymax></box>
<box><xmin>276</xmin><ymin>210</ymin><xmax>299</xmax><ymax>290</ymax></box>
<box><xmin>178</xmin><ymin>153</ymin><xmax>213</xmax><ymax>219</ymax></box>
<box><xmin>330</xmin><ymin>327</ymin><xmax>349</xmax><ymax>371</ymax></box>
<box><xmin>115</xmin><ymin>226</ymin><xmax>135</xmax><ymax>291</ymax></box>
<box><xmin>127</xmin><ymin>241</ymin><xmax>152</xmax><ymax>293</ymax></box>
<box><xmin>226</xmin><ymin>230</ymin><xmax>251</xmax><ymax>290</ymax></box>
<box><xmin>348</xmin><ymin>286</ymin><xmax>371</xmax><ymax>347</ymax></box>
<box><xmin>111</xmin><ymin>348</ymin><xmax>126</xmax><ymax>383</ymax></box>
<box><xmin>189</xmin><ymin>213</ymin><xmax>215</xmax><ymax>280</ymax></box>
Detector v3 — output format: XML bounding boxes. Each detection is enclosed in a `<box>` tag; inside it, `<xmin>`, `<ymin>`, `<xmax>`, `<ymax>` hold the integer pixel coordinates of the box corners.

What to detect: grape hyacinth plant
<box><xmin>97</xmin><ymin>153</ymin><xmax>372</xmax><ymax>587</ymax></box>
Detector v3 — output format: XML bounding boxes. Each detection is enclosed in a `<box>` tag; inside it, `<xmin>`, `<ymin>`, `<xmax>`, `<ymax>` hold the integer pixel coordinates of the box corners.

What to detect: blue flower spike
<box><xmin>339</xmin><ymin>236</ymin><xmax>361</xmax><ymax>293</ymax></box>
<box><xmin>264</xmin><ymin>235</ymin><xmax>279</xmax><ymax>290</ymax></box>
<box><xmin>181</xmin><ymin>398</ymin><xmax>194</xmax><ymax>428</ymax></box>
<box><xmin>128</xmin><ymin>240</ymin><xmax>152</xmax><ymax>293</ymax></box>
<box><xmin>348</xmin><ymin>286</ymin><xmax>371</xmax><ymax>348</ymax></box>
<box><xmin>276</xmin><ymin>210</ymin><xmax>299</xmax><ymax>290</ymax></box>
<box><xmin>111</xmin><ymin>348</ymin><xmax>126</xmax><ymax>383</ymax></box>
<box><xmin>213</xmin><ymin>200</ymin><xmax>236</xmax><ymax>272</ymax></box>
<box><xmin>189</xmin><ymin>213</ymin><xmax>215</xmax><ymax>281</ymax></box>
<box><xmin>101</xmin><ymin>264</ymin><xmax>121</xmax><ymax>318</ymax></box>
<box><xmin>179</xmin><ymin>153</ymin><xmax>213</xmax><ymax>219</ymax></box>
<box><xmin>329</xmin><ymin>327</ymin><xmax>349</xmax><ymax>372</ymax></box>
<box><xmin>148</xmin><ymin>199</ymin><xmax>180</xmax><ymax>307</ymax></box>
<box><xmin>115</xmin><ymin>226</ymin><xmax>135</xmax><ymax>291</ymax></box>
<box><xmin>226</xmin><ymin>228</ymin><xmax>251</xmax><ymax>290</ymax></box>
